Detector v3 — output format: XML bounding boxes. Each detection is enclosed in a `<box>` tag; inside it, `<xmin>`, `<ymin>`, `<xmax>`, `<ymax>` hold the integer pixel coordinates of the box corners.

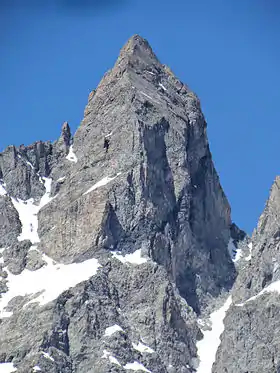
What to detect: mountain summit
<box><xmin>0</xmin><ymin>35</ymin><xmax>277</xmax><ymax>373</ymax></box>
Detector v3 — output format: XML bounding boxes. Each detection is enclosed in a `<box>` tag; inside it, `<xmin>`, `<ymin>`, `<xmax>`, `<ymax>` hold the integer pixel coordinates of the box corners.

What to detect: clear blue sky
<box><xmin>1</xmin><ymin>0</ymin><xmax>280</xmax><ymax>233</ymax></box>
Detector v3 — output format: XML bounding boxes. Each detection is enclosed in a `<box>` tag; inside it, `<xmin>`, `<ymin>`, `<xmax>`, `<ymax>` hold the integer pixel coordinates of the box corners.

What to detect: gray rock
<box><xmin>25</xmin><ymin>249</ymin><xmax>46</xmax><ymax>271</ymax></box>
<box><xmin>0</xmin><ymin>195</ymin><xmax>21</xmax><ymax>247</ymax></box>
<box><xmin>2</xmin><ymin>241</ymin><xmax>31</xmax><ymax>275</ymax></box>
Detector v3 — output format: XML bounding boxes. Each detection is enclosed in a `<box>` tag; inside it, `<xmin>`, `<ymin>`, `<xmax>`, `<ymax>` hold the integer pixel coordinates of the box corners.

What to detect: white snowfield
<box><xmin>196</xmin><ymin>296</ymin><xmax>232</xmax><ymax>373</ymax></box>
<box><xmin>132</xmin><ymin>341</ymin><xmax>154</xmax><ymax>354</ymax></box>
<box><xmin>66</xmin><ymin>145</ymin><xmax>78</xmax><ymax>163</ymax></box>
<box><xmin>0</xmin><ymin>255</ymin><xmax>100</xmax><ymax>318</ymax></box>
<box><xmin>104</xmin><ymin>324</ymin><xmax>124</xmax><ymax>337</ymax></box>
<box><xmin>111</xmin><ymin>249</ymin><xmax>148</xmax><ymax>265</ymax></box>
<box><xmin>83</xmin><ymin>173</ymin><xmax>122</xmax><ymax>196</ymax></box>
<box><xmin>0</xmin><ymin>363</ymin><xmax>17</xmax><ymax>373</ymax></box>
<box><xmin>123</xmin><ymin>362</ymin><xmax>152</xmax><ymax>372</ymax></box>
<box><xmin>11</xmin><ymin>177</ymin><xmax>55</xmax><ymax>244</ymax></box>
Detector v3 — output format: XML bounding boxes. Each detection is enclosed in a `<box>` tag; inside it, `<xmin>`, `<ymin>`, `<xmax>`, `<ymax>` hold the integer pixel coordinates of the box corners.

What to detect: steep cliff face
<box><xmin>0</xmin><ymin>35</ymin><xmax>237</xmax><ymax>373</ymax></box>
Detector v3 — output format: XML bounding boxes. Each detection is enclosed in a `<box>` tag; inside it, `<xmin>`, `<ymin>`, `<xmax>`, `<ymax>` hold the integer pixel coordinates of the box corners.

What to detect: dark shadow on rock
<box><xmin>98</xmin><ymin>202</ymin><xmax>125</xmax><ymax>250</ymax></box>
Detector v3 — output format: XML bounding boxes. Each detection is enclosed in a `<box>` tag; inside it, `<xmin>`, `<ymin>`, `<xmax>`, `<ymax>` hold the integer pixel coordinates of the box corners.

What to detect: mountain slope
<box><xmin>0</xmin><ymin>35</ymin><xmax>241</xmax><ymax>373</ymax></box>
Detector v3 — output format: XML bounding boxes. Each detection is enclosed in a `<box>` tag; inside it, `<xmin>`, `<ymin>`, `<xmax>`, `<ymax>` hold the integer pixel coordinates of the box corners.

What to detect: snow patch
<box><xmin>83</xmin><ymin>173</ymin><xmax>121</xmax><ymax>196</ymax></box>
<box><xmin>132</xmin><ymin>342</ymin><xmax>154</xmax><ymax>354</ymax></box>
<box><xmin>159</xmin><ymin>83</ymin><xmax>167</xmax><ymax>91</ymax></box>
<box><xmin>0</xmin><ymin>182</ymin><xmax>7</xmax><ymax>196</ymax></box>
<box><xmin>109</xmin><ymin>356</ymin><xmax>121</xmax><ymax>366</ymax></box>
<box><xmin>105</xmin><ymin>131</ymin><xmax>113</xmax><ymax>138</ymax></box>
<box><xmin>57</xmin><ymin>177</ymin><xmax>66</xmax><ymax>182</ymax></box>
<box><xmin>66</xmin><ymin>145</ymin><xmax>78</xmax><ymax>163</ymax></box>
<box><xmin>41</xmin><ymin>352</ymin><xmax>54</xmax><ymax>362</ymax></box>
<box><xmin>32</xmin><ymin>367</ymin><xmax>41</xmax><ymax>372</ymax></box>
<box><xmin>196</xmin><ymin>296</ymin><xmax>232</xmax><ymax>373</ymax></box>
<box><xmin>102</xmin><ymin>350</ymin><xmax>122</xmax><ymax>367</ymax></box>
<box><xmin>11</xmin><ymin>177</ymin><xmax>55</xmax><ymax>244</ymax></box>
<box><xmin>244</xmin><ymin>242</ymin><xmax>253</xmax><ymax>261</ymax></box>
<box><xmin>123</xmin><ymin>362</ymin><xmax>152</xmax><ymax>372</ymax></box>
<box><xmin>102</xmin><ymin>350</ymin><xmax>110</xmax><ymax>358</ymax></box>
<box><xmin>104</xmin><ymin>324</ymin><xmax>124</xmax><ymax>337</ymax></box>
<box><xmin>236</xmin><ymin>280</ymin><xmax>280</xmax><ymax>306</ymax></box>
<box><xmin>0</xmin><ymin>363</ymin><xmax>17</xmax><ymax>373</ymax></box>
<box><xmin>112</xmin><ymin>249</ymin><xmax>147</xmax><ymax>265</ymax></box>
<box><xmin>17</xmin><ymin>154</ymin><xmax>35</xmax><ymax>170</ymax></box>
<box><xmin>0</xmin><ymin>248</ymin><xmax>5</xmax><ymax>265</ymax></box>
<box><xmin>0</xmin><ymin>255</ymin><xmax>100</xmax><ymax>318</ymax></box>
<box><xmin>26</xmin><ymin>161</ymin><xmax>35</xmax><ymax>169</ymax></box>
<box><xmin>228</xmin><ymin>238</ymin><xmax>242</xmax><ymax>262</ymax></box>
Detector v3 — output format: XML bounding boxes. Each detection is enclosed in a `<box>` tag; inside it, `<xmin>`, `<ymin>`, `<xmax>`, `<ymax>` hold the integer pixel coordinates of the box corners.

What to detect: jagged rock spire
<box><xmin>61</xmin><ymin>121</ymin><xmax>72</xmax><ymax>148</ymax></box>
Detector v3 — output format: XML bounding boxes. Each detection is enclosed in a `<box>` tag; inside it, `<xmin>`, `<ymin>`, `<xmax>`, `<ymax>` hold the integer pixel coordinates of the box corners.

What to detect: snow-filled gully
<box><xmin>11</xmin><ymin>177</ymin><xmax>55</xmax><ymax>244</ymax></box>
<box><xmin>195</xmin><ymin>296</ymin><xmax>232</xmax><ymax>373</ymax></box>
<box><xmin>0</xmin><ymin>177</ymin><xmax>101</xmax><ymax>319</ymax></box>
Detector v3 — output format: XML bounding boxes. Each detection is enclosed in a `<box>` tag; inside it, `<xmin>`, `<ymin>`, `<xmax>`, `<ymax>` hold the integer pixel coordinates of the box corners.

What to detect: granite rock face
<box><xmin>0</xmin><ymin>35</ymin><xmax>264</xmax><ymax>373</ymax></box>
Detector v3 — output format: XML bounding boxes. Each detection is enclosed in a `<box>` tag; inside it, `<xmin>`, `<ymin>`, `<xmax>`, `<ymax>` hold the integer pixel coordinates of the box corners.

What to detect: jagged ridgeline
<box><xmin>0</xmin><ymin>35</ymin><xmax>276</xmax><ymax>373</ymax></box>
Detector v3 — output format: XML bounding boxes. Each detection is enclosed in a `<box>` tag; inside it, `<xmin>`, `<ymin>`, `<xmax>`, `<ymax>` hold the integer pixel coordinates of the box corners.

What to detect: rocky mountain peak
<box><xmin>117</xmin><ymin>34</ymin><xmax>159</xmax><ymax>65</ymax></box>
<box><xmin>45</xmin><ymin>35</ymin><xmax>235</xmax><ymax>315</ymax></box>
<box><xmin>1</xmin><ymin>35</ymin><xmax>266</xmax><ymax>373</ymax></box>
<box><xmin>92</xmin><ymin>34</ymin><xmax>163</xmax><ymax>87</ymax></box>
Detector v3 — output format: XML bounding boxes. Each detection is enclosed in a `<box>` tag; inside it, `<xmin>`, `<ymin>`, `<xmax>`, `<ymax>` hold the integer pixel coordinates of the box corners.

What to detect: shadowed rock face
<box><xmin>0</xmin><ymin>35</ymin><xmax>237</xmax><ymax>373</ymax></box>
